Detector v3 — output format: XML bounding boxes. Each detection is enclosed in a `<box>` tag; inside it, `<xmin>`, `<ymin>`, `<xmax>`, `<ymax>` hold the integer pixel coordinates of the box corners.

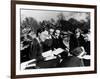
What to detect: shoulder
<box><xmin>31</xmin><ymin>38</ymin><xmax>39</xmax><ymax>45</ymax></box>
<box><xmin>79</xmin><ymin>35</ymin><xmax>84</xmax><ymax>39</ymax></box>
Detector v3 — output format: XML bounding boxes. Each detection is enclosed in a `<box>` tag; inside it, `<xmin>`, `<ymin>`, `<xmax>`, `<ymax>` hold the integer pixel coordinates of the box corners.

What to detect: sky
<box><xmin>21</xmin><ymin>9</ymin><xmax>90</xmax><ymax>22</ymax></box>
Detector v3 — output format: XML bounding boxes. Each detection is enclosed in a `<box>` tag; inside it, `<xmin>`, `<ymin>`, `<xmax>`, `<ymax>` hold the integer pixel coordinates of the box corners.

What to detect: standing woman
<box><xmin>69</xmin><ymin>28</ymin><xmax>85</xmax><ymax>52</ymax></box>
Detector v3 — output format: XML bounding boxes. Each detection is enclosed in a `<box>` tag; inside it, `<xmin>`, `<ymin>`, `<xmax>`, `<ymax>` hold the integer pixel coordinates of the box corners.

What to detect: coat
<box><xmin>29</xmin><ymin>38</ymin><xmax>44</xmax><ymax>61</ymax></box>
<box><xmin>59</xmin><ymin>56</ymin><xmax>84</xmax><ymax>67</ymax></box>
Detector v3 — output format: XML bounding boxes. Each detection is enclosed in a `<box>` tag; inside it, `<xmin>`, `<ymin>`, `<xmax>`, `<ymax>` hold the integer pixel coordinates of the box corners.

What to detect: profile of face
<box><xmin>49</xmin><ymin>28</ymin><xmax>54</xmax><ymax>35</ymax></box>
<box><xmin>55</xmin><ymin>29</ymin><xmax>60</xmax><ymax>37</ymax></box>
<box><xmin>75</xmin><ymin>28</ymin><xmax>81</xmax><ymax>38</ymax></box>
<box><xmin>63</xmin><ymin>36</ymin><xmax>70</xmax><ymax>43</ymax></box>
<box><xmin>84</xmin><ymin>34</ymin><xmax>90</xmax><ymax>41</ymax></box>
<box><xmin>39</xmin><ymin>30</ymin><xmax>49</xmax><ymax>42</ymax></box>
<box><xmin>29</xmin><ymin>32</ymin><xmax>36</xmax><ymax>39</ymax></box>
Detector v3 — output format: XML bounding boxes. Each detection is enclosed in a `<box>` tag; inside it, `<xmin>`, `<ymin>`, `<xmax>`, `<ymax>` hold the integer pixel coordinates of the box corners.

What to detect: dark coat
<box><xmin>29</xmin><ymin>38</ymin><xmax>60</xmax><ymax>68</ymax></box>
<box><xmin>59</xmin><ymin>56</ymin><xmax>84</xmax><ymax>67</ymax></box>
<box><xmin>83</xmin><ymin>41</ymin><xmax>90</xmax><ymax>55</ymax></box>
<box><xmin>29</xmin><ymin>38</ymin><xmax>44</xmax><ymax>61</ymax></box>
<box><xmin>52</xmin><ymin>36</ymin><xmax>63</xmax><ymax>49</ymax></box>
<box><xmin>83</xmin><ymin>41</ymin><xmax>90</xmax><ymax>66</ymax></box>
<box><xmin>21</xmin><ymin>40</ymin><xmax>31</xmax><ymax>63</ymax></box>
<box><xmin>42</xmin><ymin>38</ymin><xmax>53</xmax><ymax>51</ymax></box>
<box><xmin>69</xmin><ymin>34</ymin><xmax>85</xmax><ymax>52</ymax></box>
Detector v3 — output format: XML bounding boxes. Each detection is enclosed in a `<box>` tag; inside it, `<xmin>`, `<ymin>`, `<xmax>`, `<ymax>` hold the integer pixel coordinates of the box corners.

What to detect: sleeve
<box><xmin>29</xmin><ymin>39</ymin><xmax>38</xmax><ymax>60</ymax></box>
<box><xmin>29</xmin><ymin>39</ymin><xmax>44</xmax><ymax>62</ymax></box>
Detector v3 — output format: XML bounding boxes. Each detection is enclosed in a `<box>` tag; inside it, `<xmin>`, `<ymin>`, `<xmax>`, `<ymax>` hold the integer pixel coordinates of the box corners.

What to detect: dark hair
<box><xmin>49</xmin><ymin>27</ymin><xmax>54</xmax><ymax>30</ymax></box>
<box><xmin>74</xmin><ymin>28</ymin><xmax>81</xmax><ymax>34</ymax></box>
<box><xmin>56</xmin><ymin>27</ymin><xmax>61</xmax><ymax>31</ymax></box>
<box><xmin>83</xmin><ymin>29</ymin><xmax>90</xmax><ymax>34</ymax></box>
<box><xmin>21</xmin><ymin>36</ymin><xmax>24</xmax><ymax>41</ymax></box>
<box><xmin>36</xmin><ymin>27</ymin><xmax>46</xmax><ymax>36</ymax></box>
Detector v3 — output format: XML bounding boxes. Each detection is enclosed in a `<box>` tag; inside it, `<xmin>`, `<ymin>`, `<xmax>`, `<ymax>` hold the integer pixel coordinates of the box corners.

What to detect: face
<box><xmin>55</xmin><ymin>30</ymin><xmax>60</xmax><ymax>37</ymax></box>
<box><xmin>39</xmin><ymin>30</ymin><xmax>49</xmax><ymax>42</ymax></box>
<box><xmin>84</xmin><ymin>34</ymin><xmax>90</xmax><ymax>41</ymax></box>
<box><xmin>49</xmin><ymin>29</ymin><xmax>54</xmax><ymax>35</ymax></box>
<box><xmin>29</xmin><ymin>32</ymin><xmax>36</xmax><ymax>39</ymax></box>
<box><xmin>63</xmin><ymin>36</ymin><xmax>70</xmax><ymax>43</ymax></box>
<box><xmin>75</xmin><ymin>29</ymin><xmax>81</xmax><ymax>38</ymax></box>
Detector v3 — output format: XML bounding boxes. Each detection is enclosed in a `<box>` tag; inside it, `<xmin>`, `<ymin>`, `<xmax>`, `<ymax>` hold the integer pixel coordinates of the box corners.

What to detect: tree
<box><xmin>21</xmin><ymin>17</ymin><xmax>40</xmax><ymax>35</ymax></box>
<box><xmin>57</xmin><ymin>13</ymin><xmax>66</xmax><ymax>21</ymax></box>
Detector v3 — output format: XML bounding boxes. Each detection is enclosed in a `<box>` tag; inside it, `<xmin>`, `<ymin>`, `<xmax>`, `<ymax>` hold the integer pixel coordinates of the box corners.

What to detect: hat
<box><xmin>71</xmin><ymin>47</ymin><xmax>83</xmax><ymax>56</ymax></box>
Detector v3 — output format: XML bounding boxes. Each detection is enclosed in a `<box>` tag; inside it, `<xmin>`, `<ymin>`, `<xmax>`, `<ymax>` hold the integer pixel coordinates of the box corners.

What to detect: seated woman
<box><xmin>22</xmin><ymin>27</ymin><xmax>61</xmax><ymax>69</ymax></box>
<box><xmin>59</xmin><ymin>47</ymin><xmax>86</xmax><ymax>67</ymax></box>
<box><xmin>82</xmin><ymin>32</ymin><xmax>90</xmax><ymax>66</ymax></box>
<box><xmin>59</xmin><ymin>32</ymin><xmax>70</xmax><ymax>59</ymax></box>
<box><xmin>21</xmin><ymin>28</ymin><xmax>48</xmax><ymax>69</ymax></box>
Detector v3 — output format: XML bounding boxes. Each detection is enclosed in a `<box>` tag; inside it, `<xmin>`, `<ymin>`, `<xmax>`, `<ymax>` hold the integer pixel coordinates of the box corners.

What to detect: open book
<box><xmin>21</xmin><ymin>48</ymin><xmax>65</xmax><ymax>69</ymax></box>
<box><xmin>52</xmin><ymin>48</ymin><xmax>64</xmax><ymax>55</ymax></box>
<box><xmin>42</xmin><ymin>48</ymin><xmax>64</xmax><ymax>61</ymax></box>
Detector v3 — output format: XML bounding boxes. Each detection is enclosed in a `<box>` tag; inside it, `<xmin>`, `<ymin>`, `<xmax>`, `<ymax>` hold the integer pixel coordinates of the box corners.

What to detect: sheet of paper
<box><xmin>42</xmin><ymin>50</ymin><xmax>53</xmax><ymax>57</ymax></box>
<box><xmin>83</xmin><ymin>55</ymin><xmax>91</xmax><ymax>59</ymax></box>
<box><xmin>44</xmin><ymin>56</ymin><xmax>57</xmax><ymax>61</ymax></box>
<box><xmin>21</xmin><ymin>59</ymin><xmax>36</xmax><ymax>70</ymax></box>
<box><xmin>52</xmin><ymin>48</ymin><xmax>64</xmax><ymax>55</ymax></box>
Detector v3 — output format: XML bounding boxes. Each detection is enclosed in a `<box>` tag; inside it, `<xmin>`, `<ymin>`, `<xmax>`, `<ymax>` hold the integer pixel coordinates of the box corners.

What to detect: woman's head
<box><xmin>55</xmin><ymin>29</ymin><xmax>61</xmax><ymax>38</ymax></box>
<box><xmin>75</xmin><ymin>28</ymin><xmax>81</xmax><ymax>37</ymax></box>
<box><xmin>37</xmin><ymin>28</ymin><xmax>49</xmax><ymax>42</ymax></box>
<box><xmin>49</xmin><ymin>28</ymin><xmax>54</xmax><ymax>35</ymax></box>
